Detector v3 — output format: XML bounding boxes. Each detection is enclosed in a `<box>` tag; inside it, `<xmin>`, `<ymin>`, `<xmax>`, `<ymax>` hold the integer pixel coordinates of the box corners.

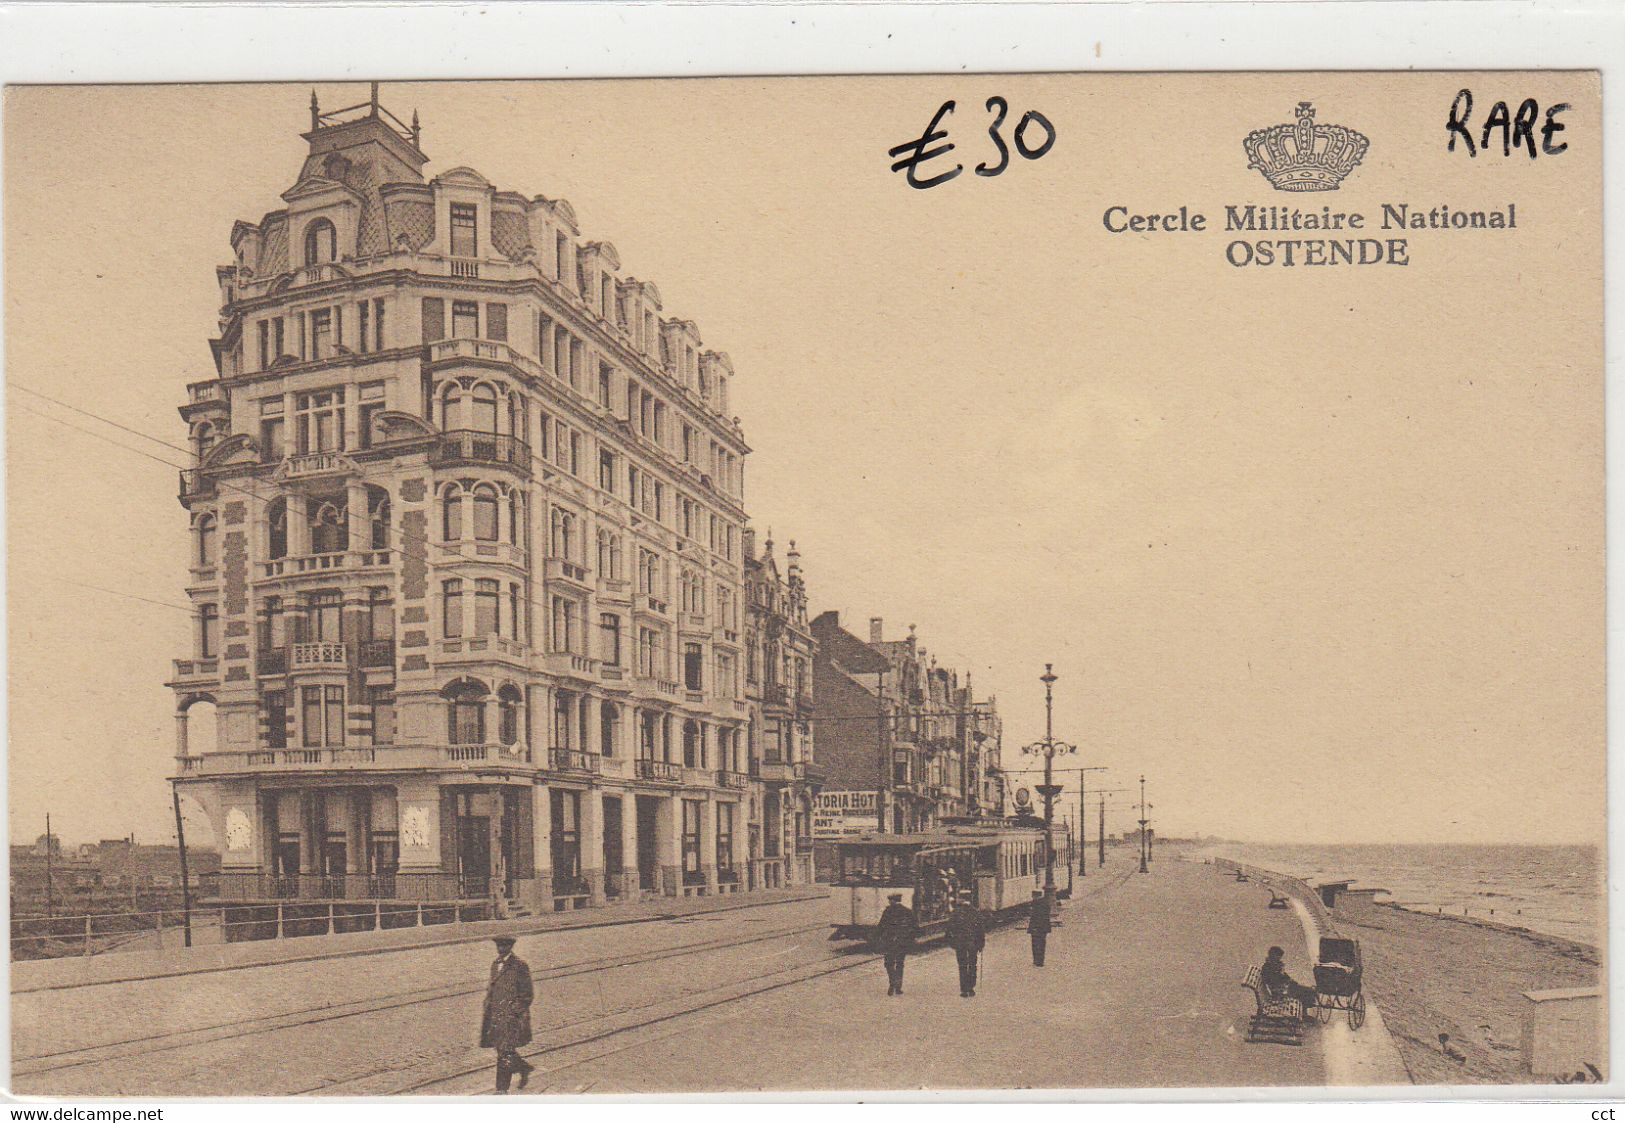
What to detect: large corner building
<box><xmin>167</xmin><ymin>89</ymin><xmax>795</xmax><ymax>923</ymax></box>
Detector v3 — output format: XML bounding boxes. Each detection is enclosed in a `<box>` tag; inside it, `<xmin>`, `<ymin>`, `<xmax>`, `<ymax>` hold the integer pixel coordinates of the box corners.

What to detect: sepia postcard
<box><xmin>1</xmin><ymin>62</ymin><xmax>1606</xmax><ymax>1101</ymax></box>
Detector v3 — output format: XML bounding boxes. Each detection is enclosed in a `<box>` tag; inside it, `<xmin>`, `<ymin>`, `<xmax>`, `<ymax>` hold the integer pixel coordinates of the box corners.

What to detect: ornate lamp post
<box><xmin>1138</xmin><ymin>774</ymin><xmax>1149</xmax><ymax>874</ymax></box>
<box><xmin>1021</xmin><ymin>664</ymin><xmax>1075</xmax><ymax>911</ymax></box>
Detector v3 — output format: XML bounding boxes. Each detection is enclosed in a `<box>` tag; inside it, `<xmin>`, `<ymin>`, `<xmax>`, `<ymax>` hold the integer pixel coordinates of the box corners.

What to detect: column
<box><xmin>290</xmin><ymin>495</ymin><xmax>311</xmax><ymax>557</ymax></box>
<box><xmin>346</xmin><ymin>478</ymin><xmax>368</xmax><ymax>556</ymax></box>
<box><xmin>620</xmin><ymin>793</ymin><xmax>640</xmax><ymax>900</ymax></box>
<box><xmin>701</xmin><ymin>795</ymin><xmax>718</xmax><ymax>894</ymax></box>
<box><xmin>656</xmin><ymin>795</ymin><xmax>680</xmax><ymax>896</ymax></box>
<box><xmin>529</xmin><ymin>783</ymin><xmax>553</xmax><ymax>909</ymax></box>
<box><xmin>175</xmin><ymin>712</ymin><xmax>190</xmax><ymax>759</ymax></box>
<box><xmin>483</xmin><ymin>694</ymin><xmax>502</xmax><ymax>749</ymax></box>
<box><xmin>583</xmin><ymin>692</ymin><xmax>601</xmax><ymax>760</ymax></box>
<box><xmin>732</xmin><ymin>799</ymin><xmax>749</xmax><ymax>889</ymax></box>
<box><xmin>345</xmin><ymin>789</ymin><xmax>364</xmax><ymax>877</ymax></box>
<box><xmin>299</xmin><ymin>791</ymin><xmax>318</xmax><ymax>877</ymax></box>
<box><xmin>582</xmin><ymin>787</ymin><xmax>606</xmax><ymax>905</ymax></box>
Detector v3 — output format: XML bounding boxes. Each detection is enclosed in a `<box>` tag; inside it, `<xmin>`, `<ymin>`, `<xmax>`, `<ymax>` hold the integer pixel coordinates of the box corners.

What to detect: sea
<box><xmin>1201</xmin><ymin>842</ymin><xmax>1604</xmax><ymax>947</ymax></box>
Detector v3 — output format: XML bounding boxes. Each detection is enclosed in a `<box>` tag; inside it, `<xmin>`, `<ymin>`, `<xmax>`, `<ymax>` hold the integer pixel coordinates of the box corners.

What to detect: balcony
<box><xmin>430</xmin><ymin>430</ymin><xmax>531</xmax><ymax>474</ymax></box>
<box><xmin>438</xmin><ymin>636</ymin><xmax>527</xmax><ymax>666</ymax></box>
<box><xmin>277</xmin><ymin>450</ymin><xmax>358</xmax><ymax>482</ymax></box>
<box><xmin>598</xmin><ymin>577</ymin><xmax>632</xmax><ymax>603</ymax></box>
<box><xmin>635</xmin><ymin>758</ymin><xmax>681</xmax><ymax>784</ymax></box>
<box><xmin>758</xmin><ymin>759</ymin><xmax>806</xmax><ymax>784</ymax></box>
<box><xmin>544</xmin><ymin>651</ymin><xmax>598</xmax><ymax>680</ymax></box>
<box><xmin>636</xmin><ymin>674</ymin><xmax>680</xmax><ymax>699</ymax></box>
<box><xmin>170</xmin><ymin>656</ymin><xmax>219</xmax><ymax>684</ymax></box>
<box><xmin>545</xmin><ymin>557</ymin><xmax>592</xmax><ymax>590</ymax></box>
<box><xmin>599</xmin><ymin>662</ymin><xmax>627</xmax><ymax>684</ymax></box>
<box><xmin>548</xmin><ymin>747</ymin><xmax>602</xmax><ymax>775</ymax></box>
<box><xmin>761</xmin><ymin>682</ymin><xmax>790</xmax><ymax>708</ymax></box>
<box><xmin>359</xmin><ymin>640</ymin><xmax>395</xmax><ymax>669</ymax></box>
<box><xmin>176</xmin><ymin>743</ymin><xmax>539</xmax><ymax>776</ymax></box>
<box><xmin>716</xmin><ymin>770</ymin><xmax>747</xmax><ymax>790</ymax></box>
<box><xmin>290</xmin><ymin>641</ymin><xmax>347</xmax><ymax>671</ymax></box>
<box><xmin>178</xmin><ymin>468</ymin><xmax>215</xmax><ymax>501</ymax></box>
<box><xmin>187</xmin><ymin>380</ymin><xmax>223</xmax><ymax>405</ymax></box>
<box><xmin>634</xmin><ymin>594</ymin><xmax>669</xmax><ymax>618</ymax></box>
<box><xmin>680</xmin><ymin>611</ymin><xmax>709</xmax><ymax>633</ymax></box>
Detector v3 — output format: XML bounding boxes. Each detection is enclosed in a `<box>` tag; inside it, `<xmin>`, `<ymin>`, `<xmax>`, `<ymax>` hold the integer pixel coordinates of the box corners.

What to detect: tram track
<box><xmin>12</xmin><ymin>918</ymin><xmax>832</xmax><ymax>1081</ymax></box>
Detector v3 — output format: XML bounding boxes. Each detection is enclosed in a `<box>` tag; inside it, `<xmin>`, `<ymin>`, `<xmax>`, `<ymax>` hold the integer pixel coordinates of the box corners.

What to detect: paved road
<box><xmin>13</xmin><ymin>859</ymin><xmax>1326</xmax><ymax>1096</ymax></box>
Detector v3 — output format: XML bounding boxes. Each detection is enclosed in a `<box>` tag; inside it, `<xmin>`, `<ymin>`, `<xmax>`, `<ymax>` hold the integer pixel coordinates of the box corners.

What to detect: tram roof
<box><xmin>835</xmin><ymin>826</ymin><xmax>1044</xmax><ymax>848</ymax></box>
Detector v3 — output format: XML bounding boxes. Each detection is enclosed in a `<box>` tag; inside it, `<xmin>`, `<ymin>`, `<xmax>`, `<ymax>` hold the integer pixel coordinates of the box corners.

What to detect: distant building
<box><xmin>742</xmin><ymin>530</ymin><xmax>818</xmax><ymax>887</ymax></box>
<box><xmin>809</xmin><ymin>613</ymin><xmax>1001</xmax><ymax>874</ymax></box>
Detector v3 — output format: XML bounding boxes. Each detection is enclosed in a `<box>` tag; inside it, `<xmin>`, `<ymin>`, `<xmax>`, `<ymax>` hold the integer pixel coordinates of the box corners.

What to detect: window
<box><xmin>681</xmin><ymin>800</ymin><xmax>702</xmax><ymax>882</ymax></box>
<box><xmin>309</xmin><ymin>308</ymin><xmax>333</xmax><ymax>361</ymax></box>
<box><xmin>267</xmin><ymin>498</ymin><xmax>288</xmax><ymax>560</ymax></box>
<box><xmin>442</xmin><ymin>487</ymin><xmax>462</xmax><ymax>541</ymax></box>
<box><xmin>302</xmin><ymin>685</ymin><xmax>344</xmax><ymax>748</ymax></box>
<box><xmin>260</xmin><ymin>596</ymin><xmax>285</xmax><ymax>652</ymax></box>
<box><xmin>537</xmin><ymin>314</ymin><xmax>554</xmax><ymax>371</ymax></box>
<box><xmin>196</xmin><ymin>514</ymin><xmax>217</xmax><ymax>567</ymax></box>
<box><xmin>471</xmin><ymin>385</ymin><xmax>497</xmax><ymax>433</ymax></box>
<box><xmin>599</xmin><ymin>613</ymin><xmax>623</xmax><ymax>665</ymax></box>
<box><xmin>598</xmin><ymin>362</ymin><xmax>612</xmax><ymax>405</ymax></box>
<box><xmin>358</xmin><ymin>300</ymin><xmax>371</xmax><ymax>353</ymax></box>
<box><xmin>421</xmin><ymin>297</ymin><xmax>445</xmax><ymax>343</ymax></box>
<box><xmin>499</xmin><ymin>686</ymin><xmax>521</xmax><ymax>745</ymax></box>
<box><xmin>369</xmin><ymin>687</ymin><xmax>395</xmax><ymax>745</ymax></box>
<box><xmin>442</xmin><ymin>579</ymin><xmax>463</xmax><ymax>638</ymax></box>
<box><xmin>447</xmin><ymin>683</ymin><xmax>484</xmax><ymax>745</ymax></box>
<box><xmin>601</xmin><ymin>701</ymin><xmax>617</xmax><ymax>757</ymax></box>
<box><xmin>450</xmin><ymin>203</ymin><xmax>477</xmax><ymax>258</ymax></box>
<box><xmin>366</xmin><ymin>588</ymin><xmax>393</xmax><ymax>643</ymax></box>
<box><xmin>551</xmin><ymin>596</ymin><xmax>580</xmax><ymax>654</ymax></box>
<box><xmin>309</xmin><ymin>498</ymin><xmax>347</xmax><ymax>555</ymax></box>
<box><xmin>265</xmin><ymin>691</ymin><xmax>287</xmax><ymax>749</ymax></box>
<box><xmin>199</xmin><ymin>604</ymin><xmax>218</xmax><ymax>658</ymax></box>
<box><xmin>599</xmin><ymin>449</ymin><xmax>616</xmax><ymax>494</ymax></box>
<box><xmin>307</xmin><ymin>590</ymin><xmax>342</xmax><ymax>641</ymax></box>
<box><xmin>358</xmin><ymin>383</ymin><xmax>385</xmax><ymax>450</ymax></box>
<box><xmin>295</xmin><ymin>388</ymin><xmax>345</xmax><ymax>454</ymax></box>
<box><xmin>717</xmin><ymin>803</ymin><xmax>735</xmax><ymax>873</ymax></box>
<box><xmin>486</xmin><ymin>303</ymin><xmax>507</xmax><ymax>342</ymax></box>
<box><xmin>473</xmin><ymin>486</ymin><xmax>499</xmax><ymax>542</ymax></box>
<box><xmin>371</xmin><ymin>299</ymin><xmax>385</xmax><ymax>350</ymax></box>
<box><xmin>638</xmin><ymin>627</ymin><xmax>661</xmax><ymax>678</ymax></box>
<box><xmin>556</xmin><ymin>232</ymin><xmax>570</xmax><ymax>285</ymax></box>
<box><xmin>550</xmin><ymin>508</ymin><xmax>576</xmax><ymax>561</ymax></box>
<box><xmin>717</xmin><ymin>652</ymin><xmax>736</xmax><ymax>699</ymax></box>
<box><xmin>303</xmin><ymin>219</ymin><xmax>337</xmax><ymax>266</ymax></box>
<box><xmin>509</xmin><ymin>583</ymin><xmax>523</xmax><ymax>641</ymax></box>
<box><xmin>475</xmin><ymin>579</ymin><xmax>500</xmax><ymax>637</ymax></box>
<box><xmin>684</xmin><ymin>643</ymin><xmax>704</xmax><ymax>692</ymax></box>
<box><xmin>597</xmin><ymin>530</ymin><xmax>622</xmax><ymax>580</ymax></box>
<box><xmin>451</xmin><ymin>301</ymin><xmax>479</xmax><ymax>340</ymax></box>
<box><xmin>367</xmin><ymin>487</ymin><xmax>389</xmax><ymax>550</ymax></box>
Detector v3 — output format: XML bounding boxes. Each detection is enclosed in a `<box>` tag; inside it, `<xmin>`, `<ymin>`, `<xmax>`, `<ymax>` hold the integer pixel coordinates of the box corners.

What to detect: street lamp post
<box><xmin>1022</xmin><ymin>664</ymin><xmax>1075</xmax><ymax>913</ymax></box>
<box><xmin>1138</xmin><ymin>774</ymin><xmax>1149</xmax><ymax>874</ymax></box>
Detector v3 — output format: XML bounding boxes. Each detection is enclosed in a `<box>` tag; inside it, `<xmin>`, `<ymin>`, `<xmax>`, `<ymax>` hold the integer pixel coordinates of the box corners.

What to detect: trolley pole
<box><xmin>1138</xmin><ymin>774</ymin><xmax>1149</xmax><ymax>875</ymax></box>
<box><xmin>172</xmin><ymin>783</ymin><xmax>193</xmax><ymax>948</ymax></box>
<box><xmin>876</xmin><ymin>668</ymin><xmax>889</xmax><ymax>833</ymax></box>
<box><xmin>1098</xmin><ymin>792</ymin><xmax>1106</xmax><ymax>867</ymax></box>
<box><xmin>44</xmin><ymin>813</ymin><xmax>54</xmax><ymax>920</ymax></box>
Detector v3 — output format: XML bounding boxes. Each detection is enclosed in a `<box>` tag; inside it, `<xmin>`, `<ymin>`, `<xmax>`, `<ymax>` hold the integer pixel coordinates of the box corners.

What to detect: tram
<box><xmin>828</xmin><ymin>821</ymin><xmax>1073</xmax><ymax>943</ymax></box>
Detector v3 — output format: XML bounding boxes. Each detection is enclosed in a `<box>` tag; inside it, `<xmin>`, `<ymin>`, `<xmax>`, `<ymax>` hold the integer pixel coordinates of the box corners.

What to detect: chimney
<box><xmin>869</xmin><ymin>617</ymin><xmax>884</xmax><ymax>644</ymax></box>
<box><xmin>742</xmin><ymin>526</ymin><xmax>757</xmax><ymax>561</ymax></box>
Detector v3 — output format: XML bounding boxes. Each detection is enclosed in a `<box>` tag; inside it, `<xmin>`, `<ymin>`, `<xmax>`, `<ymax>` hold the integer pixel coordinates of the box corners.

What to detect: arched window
<box><xmin>196</xmin><ymin>514</ymin><xmax>217</xmax><ymax>567</ymax></box>
<box><xmin>310</xmin><ymin>498</ymin><xmax>347</xmax><ymax>554</ymax></box>
<box><xmin>473</xmin><ymin>485</ymin><xmax>499</xmax><ymax>542</ymax></box>
<box><xmin>267</xmin><ymin>498</ymin><xmax>288</xmax><ymax>560</ymax></box>
<box><xmin>444</xmin><ymin>679</ymin><xmax>487</xmax><ymax>745</ymax></box>
<box><xmin>303</xmin><ymin>218</ymin><xmax>337</xmax><ymax>266</ymax></box>
<box><xmin>367</xmin><ymin>487</ymin><xmax>390</xmax><ymax>551</ymax></box>
<box><xmin>498</xmin><ymin>684</ymin><xmax>523</xmax><ymax>746</ymax></box>
<box><xmin>472</xmin><ymin>384</ymin><xmax>498</xmax><ymax>434</ymax></box>
<box><xmin>194</xmin><ymin>422</ymin><xmax>218</xmax><ymax>462</ymax></box>
<box><xmin>441</xmin><ymin>385</ymin><xmax>464</xmax><ymax>432</ymax></box>
<box><xmin>441</xmin><ymin>485</ymin><xmax>462</xmax><ymax>541</ymax></box>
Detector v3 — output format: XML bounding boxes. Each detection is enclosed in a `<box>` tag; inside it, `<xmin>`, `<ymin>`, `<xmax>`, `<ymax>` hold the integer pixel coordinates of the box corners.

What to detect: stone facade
<box><xmin>168</xmin><ymin>92</ymin><xmax>757</xmax><ymax>916</ymax></box>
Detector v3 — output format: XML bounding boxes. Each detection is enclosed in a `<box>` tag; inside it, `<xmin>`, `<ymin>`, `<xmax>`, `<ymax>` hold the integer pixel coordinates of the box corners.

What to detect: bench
<box><xmin>1267</xmin><ymin>890</ymin><xmax>1291</xmax><ymax>910</ymax></box>
<box><xmin>1241</xmin><ymin>965</ymin><xmax>1306</xmax><ymax>1045</ymax></box>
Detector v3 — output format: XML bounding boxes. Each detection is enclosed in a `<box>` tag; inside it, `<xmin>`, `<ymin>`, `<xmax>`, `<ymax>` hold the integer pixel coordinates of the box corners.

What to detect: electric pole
<box><xmin>1138</xmin><ymin>774</ymin><xmax>1149</xmax><ymax>874</ymax></box>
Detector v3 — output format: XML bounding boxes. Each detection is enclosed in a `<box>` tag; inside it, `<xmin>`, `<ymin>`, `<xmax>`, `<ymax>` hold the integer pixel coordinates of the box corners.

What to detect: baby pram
<box><xmin>1311</xmin><ymin>936</ymin><xmax>1365</xmax><ymax>1029</ymax></box>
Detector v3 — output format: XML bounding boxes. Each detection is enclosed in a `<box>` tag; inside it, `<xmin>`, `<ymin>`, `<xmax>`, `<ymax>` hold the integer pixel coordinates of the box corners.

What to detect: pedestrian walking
<box><xmin>1027</xmin><ymin>889</ymin><xmax>1051</xmax><ymax>967</ymax></box>
<box><xmin>944</xmin><ymin>892</ymin><xmax>986</xmax><ymax>998</ymax></box>
<box><xmin>480</xmin><ymin>936</ymin><xmax>535</xmax><ymax>1093</ymax></box>
<box><xmin>876</xmin><ymin>891</ymin><xmax>916</xmax><ymax>996</ymax></box>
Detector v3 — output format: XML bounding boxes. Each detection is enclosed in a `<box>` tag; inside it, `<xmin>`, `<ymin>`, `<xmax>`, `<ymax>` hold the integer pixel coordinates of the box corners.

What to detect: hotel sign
<box><xmin>813</xmin><ymin>790</ymin><xmax>879</xmax><ymax>840</ymax></box>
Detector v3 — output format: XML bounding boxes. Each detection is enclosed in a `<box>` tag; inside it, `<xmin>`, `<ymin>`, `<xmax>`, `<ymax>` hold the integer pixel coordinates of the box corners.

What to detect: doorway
<box><xmin>636</xmin><ymin>796</ymin><xmax>659</xmax><ymax>891</ymax></box>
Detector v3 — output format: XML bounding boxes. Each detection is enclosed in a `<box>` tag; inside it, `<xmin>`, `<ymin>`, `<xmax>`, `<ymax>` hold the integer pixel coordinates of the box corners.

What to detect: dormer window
<box><xmin>303</xmin><ymin>219</ymin><xmax>337</xmax><ymax>266</ymax></box>
<box><xmin>450</xmin><ymin>203</ymin><xmax>477</xmax><ymax>258</ymax></box>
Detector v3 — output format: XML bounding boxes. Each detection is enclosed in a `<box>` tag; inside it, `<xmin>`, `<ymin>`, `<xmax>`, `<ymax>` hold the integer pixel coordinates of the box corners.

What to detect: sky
<box><xmin>3</xmin><ymin>75</ymin><xmax>1603</xmax><ymax>848</ymax></box>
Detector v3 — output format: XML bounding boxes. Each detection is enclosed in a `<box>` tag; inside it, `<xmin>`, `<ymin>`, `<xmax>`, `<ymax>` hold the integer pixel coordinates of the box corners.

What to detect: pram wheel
<box><xmin>1348</xmin><ymin>990</ymin><xmax>1366</xmax><ymax>1030</ymax></box>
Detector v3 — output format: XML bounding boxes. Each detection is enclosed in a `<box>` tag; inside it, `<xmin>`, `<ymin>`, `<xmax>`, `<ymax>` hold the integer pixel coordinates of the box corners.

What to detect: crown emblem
<box><xmin>1243</xmin><ymin>102</ymin><xmax>1369</xmax><ymax>192</ymax></box>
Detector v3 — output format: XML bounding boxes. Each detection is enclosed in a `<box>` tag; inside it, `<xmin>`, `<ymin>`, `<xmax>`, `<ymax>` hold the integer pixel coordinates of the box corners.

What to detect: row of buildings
<box><xmin>166</xmin><ymin>88</ymin><xmax>1000</xmax><ymax>925</ymax></box>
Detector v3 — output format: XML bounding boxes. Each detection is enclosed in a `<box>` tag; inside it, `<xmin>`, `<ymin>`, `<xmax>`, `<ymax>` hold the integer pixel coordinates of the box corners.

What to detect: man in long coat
<box><xmin>481</xmin><ymin>936</ymin><xmax>535</xmax><ymax>1093</ymax></box>
<box><xmin>876</xmin><ymin>891</ymin><xmax>916</xmax><ymax>996</ymax></box>
<box><xmin>1027</xmin><ymin>890</ymin><xmax>1052</xmax><ymax>967</ymax></box>
<box><xmin>944</xmin><ymin>893</ymin><xmax>986</xmax><ymax>998</ymax></box>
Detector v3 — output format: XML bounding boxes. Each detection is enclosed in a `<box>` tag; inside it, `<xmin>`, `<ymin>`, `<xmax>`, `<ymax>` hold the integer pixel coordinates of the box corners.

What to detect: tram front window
<box><xmin>839</xmin><ymin>848</ymin><xmax>912</xmax><ymax>886</ymax></box>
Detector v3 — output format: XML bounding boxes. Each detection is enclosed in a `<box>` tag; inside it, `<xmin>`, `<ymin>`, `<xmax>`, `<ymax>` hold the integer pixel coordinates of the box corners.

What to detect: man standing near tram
<box><xmin>945</xmin><ymin>892</ymin><xmax>987</xmax><ymax>998</ymax></box>
<box><xmin>1027</xmin><ymin>889</ymin><xmax>1052</xmax><ymax>966</ymax></box>
<box><xmin>876</xmin><ymin>891</ymin><xmax>916</xmax><ymax>996</ymax></box>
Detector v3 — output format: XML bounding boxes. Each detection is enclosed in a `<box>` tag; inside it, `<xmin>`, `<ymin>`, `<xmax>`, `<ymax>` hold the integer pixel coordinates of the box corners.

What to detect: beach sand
<box><xmin>1338</xmin><ymin>901</ymin><xmax>1601</xmax><ymax>1084</ymax></box>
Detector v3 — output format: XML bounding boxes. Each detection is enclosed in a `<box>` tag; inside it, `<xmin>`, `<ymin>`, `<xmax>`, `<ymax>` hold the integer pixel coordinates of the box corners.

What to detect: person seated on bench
<box><xmin>1261</xmin><ymin>946</ymin><xmax>1316</xmax><ymax>1022</ymax></box>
